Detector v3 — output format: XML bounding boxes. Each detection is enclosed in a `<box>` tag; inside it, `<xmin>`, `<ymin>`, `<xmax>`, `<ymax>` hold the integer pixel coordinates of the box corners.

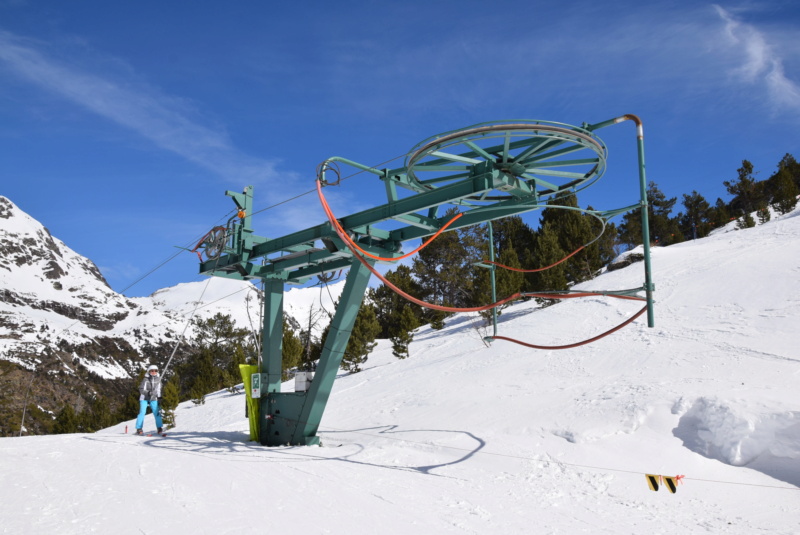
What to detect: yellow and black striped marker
<box><xmin>662</xmin><ymin>476</ymin><xmax>678</xmax><ymax>493</ymax></box>
<box><xmin>646</xmin><ymin>474</ymin><xmax>680</xmax><ymax>493</ymax></box>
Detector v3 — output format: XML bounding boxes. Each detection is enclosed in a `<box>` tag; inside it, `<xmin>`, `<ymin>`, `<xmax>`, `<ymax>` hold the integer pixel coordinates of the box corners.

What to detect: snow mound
<box><xmin>673</xmin><ymin>397</ymin><xmax>800</xmax><ymax>486</ymax></box>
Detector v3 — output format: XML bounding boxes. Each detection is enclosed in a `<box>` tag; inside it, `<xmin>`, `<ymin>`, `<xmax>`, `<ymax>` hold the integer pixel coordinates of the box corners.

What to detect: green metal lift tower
<box><xmin>196</xmin><ymin>117</ymin><xmax>655</xmax><ymax>446</ymax></box>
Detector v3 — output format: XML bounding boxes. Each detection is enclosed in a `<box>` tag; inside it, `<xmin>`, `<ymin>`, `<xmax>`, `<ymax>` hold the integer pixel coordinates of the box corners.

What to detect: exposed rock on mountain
<box><xmin>0</xmin><ymin>196</ymin><xmax>248</xmax><ymax>435</ymax></box>
<box><xmin>0</xmin><ymin>195</ymin><xmax>346</xmax><ymax>436</ymax></box>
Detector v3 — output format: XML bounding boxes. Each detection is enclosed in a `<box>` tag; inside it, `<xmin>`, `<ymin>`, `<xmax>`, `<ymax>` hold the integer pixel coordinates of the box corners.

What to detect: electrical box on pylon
<box><xmin>294</xmin><ymin>371</ymin><xmax>313</xmax><ymax>392</ymax></box>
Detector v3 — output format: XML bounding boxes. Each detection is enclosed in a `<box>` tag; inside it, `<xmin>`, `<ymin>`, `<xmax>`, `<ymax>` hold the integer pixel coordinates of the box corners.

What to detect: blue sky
<box><xmin>1</xmin><ymin>0</ymin><xmax>798</xmax><ymax>297</ymax></box>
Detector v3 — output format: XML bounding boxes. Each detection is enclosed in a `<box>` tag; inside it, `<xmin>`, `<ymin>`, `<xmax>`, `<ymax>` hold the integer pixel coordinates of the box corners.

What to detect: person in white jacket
<box><xmin>135</xmin><ymin>365</ymin><xmax>163</xmax><ymax>435</ymax></box>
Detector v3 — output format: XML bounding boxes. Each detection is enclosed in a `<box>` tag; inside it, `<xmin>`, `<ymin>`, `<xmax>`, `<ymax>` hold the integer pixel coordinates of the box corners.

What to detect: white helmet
<box><xmin>147</xmin><ymin>365</ymin><xmax>159</xmax><ymax>373</ymax></box>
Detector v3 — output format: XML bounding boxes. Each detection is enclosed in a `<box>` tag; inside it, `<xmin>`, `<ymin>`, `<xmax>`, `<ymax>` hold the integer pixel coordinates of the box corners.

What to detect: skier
<box><xmin>135</xmin><ymin>364</ymin><xmax>163</xmax><ymax>435</ymax></box>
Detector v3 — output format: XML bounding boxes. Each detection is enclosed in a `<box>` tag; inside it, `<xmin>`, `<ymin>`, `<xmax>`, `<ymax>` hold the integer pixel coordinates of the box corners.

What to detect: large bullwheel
<box><xmin>405</xmin><ymin>120</ymin><xmax>607</xmax><ymax>201</ymax></box>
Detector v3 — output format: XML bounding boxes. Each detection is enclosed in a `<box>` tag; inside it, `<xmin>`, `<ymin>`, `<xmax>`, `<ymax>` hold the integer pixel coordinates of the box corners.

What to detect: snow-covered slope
<box><xmin>1</xmin><ymin>205</ymin><xmax>798</xmax><ymax>533</ymax></box>
<box><xmin>0</xmin><ymin>195</ymin><xmax>343</xmax><ymax>379</ymax></box>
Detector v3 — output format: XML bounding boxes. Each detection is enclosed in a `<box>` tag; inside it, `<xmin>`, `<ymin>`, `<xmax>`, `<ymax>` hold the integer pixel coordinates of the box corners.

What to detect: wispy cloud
<box><xmin>714</xmin><ymin>5</ymin><xmax>800</xmax><ymax>114</ymax></box>
<box><xmin>0</xmin><ymin>30</ymin><xmax>284</xmax><ymax>184</ymax></box>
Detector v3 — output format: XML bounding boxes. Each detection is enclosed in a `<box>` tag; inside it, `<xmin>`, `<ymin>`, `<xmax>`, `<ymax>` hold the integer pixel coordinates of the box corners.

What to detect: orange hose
<box><xmin>489</xmin><ymin>305</ymin><xmax>648</xmax><ymax>349</ymax></box>
<box><xmin>486</xmin><ymin>245</ymin><xmax>585</xmax><ymax>273</ymax></box>
<box><xmin>318</xmin><ymin>180</ymin><xmax>521</xmax><ymax>312</ymax></box>
<box><xmin>332</xmin><ymin>210</ymin><xmax>463</xmax><ymax>262</ymax></box>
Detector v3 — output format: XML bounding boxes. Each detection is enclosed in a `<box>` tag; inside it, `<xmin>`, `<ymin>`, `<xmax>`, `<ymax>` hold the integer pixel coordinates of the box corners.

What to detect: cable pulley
<box><xmin>192</xmin><ymin>226</ymin><xmax>227</xmax><ymax>261</ymax></box>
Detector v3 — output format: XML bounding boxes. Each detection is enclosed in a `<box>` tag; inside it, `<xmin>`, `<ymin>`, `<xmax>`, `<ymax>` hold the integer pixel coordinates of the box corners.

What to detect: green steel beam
<box><xmin>521</xmin><ymin>173</ymin><xmax>559</xmax><ymax>192</ymax></box>
<box><xmin>261</xmin><ymin>280</ymin><xmax>284</xmax><ymax>392</ymax></box>
<box><xmin>524</xmin><ymin>168</ymin><xmax>588</xmax><ymax>179</ymax></box>
<box><xmin>521</xmin><ymin>143</ymin><xmax>588</xmax><ymax>164</ymax></box>
<box><xmin>586</xmin><ymin>115</ymin><xmax>655</xmax><ymax>327</ymax></box>
<box><xmin>524</xmin><ymin>157</ymin><xmax>600</xmax><ymax>169</ymax></box>
<box><xmin>393</xmin><ymin>212</ymin><xmax>441</xmax><ymax>230</ymax></box>
<box><xmin>428</xmin><ymin>150</ymin><xmax>482</xmax><ymax>165</ymax></box>
<box><xmin>245</xmin><ymin>173</ymin><xmax>495</xmax><ymax>261</ymax></box>
<box><xmin>283</xmin><ymin>256</ymin><xmax>356</xmax><ymax>283</ymax></box>
<box><xmin>291</xmin><ymin>257</ymin><xmax>374</xmax><ymax>445</ymax></box>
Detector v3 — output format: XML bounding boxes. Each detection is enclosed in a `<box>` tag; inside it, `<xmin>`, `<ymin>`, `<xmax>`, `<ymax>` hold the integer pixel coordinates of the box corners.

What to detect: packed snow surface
<box><xmin>2</xmin><ymin>210</ymin><xmax>799</xmax><ymax>534</ymax></box>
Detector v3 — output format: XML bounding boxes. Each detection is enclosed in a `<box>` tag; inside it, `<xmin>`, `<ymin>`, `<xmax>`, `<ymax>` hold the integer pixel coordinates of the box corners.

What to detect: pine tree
<box><xmin>160</xmin><ymin>373</ymin><xmax>180</xmax><ymax>429</ymax></box>
<box><xmin>528</xmin><ymin>222</ymin><xmax>568</xmax><ymax>296</ymax></box>
<box><xmin>341</xmin><ymin>303</ymin><xmax>381</xmax><ymax>373</ymax></box>
<box><xmin>470</xmin><ymin>262</ymin><xmax>493</xmax><ymax>319</ymax></box>
<box><xmin>369</xmin><ymin>265</ymin><xmax>423</xmax><ymax>338</ymax></box>
<box><xmin>776</xmin><ymin>153</ymin><xmax>800</xmax><ymax>189</ymax></box>
<box><xmin>490</xmin><ymin>216</ymin><xmax>535</xmax><ymax>263</ymax></box>
<box><xmin>538</xmin><ymin>195</ymin><xmax>596</xmax><ymax>283</ymax></box>
<box><xmin>756</xmin><ymin>201</ymin><xmax>771</xmax><ymax>224</ymax></box>
<box><xmin>737</xmin><ymin>212</ymin><xmax>756</xmax><ymax>229</ymax></box>
<box><xmin>584</xmin><ymin>208</ymin><xmax>618</xmax><ymax>271</ymax></box>
<box><xmin>426</xmin><ymin>310</ymin><xmax>447</xmax><ymax>330</ymax></box>
<box><xmin>282</xmin><ymin>314</ymin><xmax>304</xmax><ymax>377</ymax></box>
<box><xmin>299</xmin><ymin>305</ymin><xmax>327</xmax><ymax>370</ymax></box>
<box><xmin>618</xmin><ymin>208</ymin><xmax>641</xmax><ymax>248</ymax></box>
<box><xmin>709</xmin><ymin>197</ymin><xmax>732</xmax><ymax>229</ymax></box>
<box><xmin>618</xmin><ymin>182</ymin><xmax>682</xmax><ymax>247</ymax></box>
<box><xmin>679</xmin><ymin>191</ymin><xmax>712</xmax><ymax>239</ymax></box>
<box><xmin>494</xmin><ymin>241</ymin><xmax>524</xmax><ymax>303</ymax></box>
<box><xmin>89</xmin><ymin>396</ymin><xmax>114</xmax><ymax>431</ymax></box>
<box><xmin>76</xmin><ymin>404</ymin><xmax>93</xmax><ymax>433</ymax></box>
<box><xmin>177</xmin><ymin>313</ymin><xmax>256</xmax><ymax>403</ymax></box>
<box><xmin>114</xmin><ymin>390</ymin><xmax>140</xmax><ymax>424</ymax></box>
<box><xmin>412</xmin><ymin>208</ymin><xmax>473</xmax><ymax>308</ymax></box>
<box><xmin>468</xmin><ymin>217</ymin><xmax>536</xmax><ymax>310</ymax></box>
<box><xmin>771</xmin><ymin>167</ymin><xmax>799</xmax><ymax>215</ymax></box>
<box><xmin>53</xmin><ymin>404</ymin><xmax>79</xmax><ymax>434</ymax></box>
<box><xmin>390</xmin><ymin>305</ymin><xmax>420</xmax><ymax>360</ymax></box>
<box><xmin>725</xmin><ymin>160</ymin><xmax>762</xmax><ymax>223</ymax></box>
<box><xmin>458</xmin><ymin>222</ymin><xmax>490</xmax><ymax>309</ymax></box>
<box><xmin>189</xmin><ymin>351</ymin><xmax>216</xmax><ymax>405</ymax></box>
<box><xmin>647</xmin><ymin>182</ymin><xmax>683</xmax><ymax>246</ymax></box>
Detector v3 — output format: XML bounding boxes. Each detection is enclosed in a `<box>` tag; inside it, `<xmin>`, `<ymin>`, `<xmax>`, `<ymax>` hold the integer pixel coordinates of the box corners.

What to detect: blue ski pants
<box><xmin>136</xmin><ymin>399</ymin><xmax>163</xmax><ymax>430</ymax></box>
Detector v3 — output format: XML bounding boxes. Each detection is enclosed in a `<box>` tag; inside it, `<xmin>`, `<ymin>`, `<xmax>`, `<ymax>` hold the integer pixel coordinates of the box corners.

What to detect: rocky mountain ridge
<box><xmin>0</xmin><ymin>195</ymin><xmax>339</xmax><ymax>435</ymax></box>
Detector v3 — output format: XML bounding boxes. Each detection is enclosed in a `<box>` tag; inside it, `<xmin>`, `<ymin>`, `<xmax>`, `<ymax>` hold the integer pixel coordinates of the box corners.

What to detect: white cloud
<box><xmin>713</xmin><ymin>5</ymin><xmax>800</xmax><ymax>113</ymax></box>
<box><xmin>0</xmin><ymin>30</ymin><xmax>283</xmax><ymax>184</ymax></box>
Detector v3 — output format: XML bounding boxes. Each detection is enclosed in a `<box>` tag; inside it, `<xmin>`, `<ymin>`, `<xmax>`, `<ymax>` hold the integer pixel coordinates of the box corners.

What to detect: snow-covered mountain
<box><xmin>0</xmin><ymin>195</ymin><xmax>343</xmax><ymax>433</ymax></box>
<box><xmin>1</xmin><ymin>201</ymin><xmax>798</xmax><ymax>534</ymax></box>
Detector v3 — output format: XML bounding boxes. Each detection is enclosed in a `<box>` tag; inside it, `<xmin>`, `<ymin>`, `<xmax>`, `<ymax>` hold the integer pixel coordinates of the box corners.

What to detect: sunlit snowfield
<box><xmin>2</xmin><ymin>209</ymin><xmax>799</xmax><ymax>534</ymax></box>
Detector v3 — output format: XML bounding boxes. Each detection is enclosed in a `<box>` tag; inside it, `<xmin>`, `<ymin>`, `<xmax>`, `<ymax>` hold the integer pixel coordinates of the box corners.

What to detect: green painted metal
<box><xmin>634</xmin><ymin>130</ymin><xmax>656</xmax><ymax>328</ymax></box>
<box><xmin>291</xmin><ymin>258</ymin><xmax>374</xmax><ymax>445</ymax></box>
<box><xmin>585</xmin><ymin>114</ymin><xmax>655</xmax><ymax>327</ymax></box>
<box><xmin>258</xmin><ymin>258</ymin><xmax>373</xmax><ymax>446</ymax></box>
<box><xmin>262</xmin><ymin>280</ymin><xmax>284</xmax><ymax>392</ymax></box>
<box><xmin>198</xmin><ymin>117</ymin><xmax>655</xmax><ymax>446</ymax></box>
<box><xmin>487</xmin><ymin>221</ymin><xmax>498</xmax><ymax>337</ymax></box>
